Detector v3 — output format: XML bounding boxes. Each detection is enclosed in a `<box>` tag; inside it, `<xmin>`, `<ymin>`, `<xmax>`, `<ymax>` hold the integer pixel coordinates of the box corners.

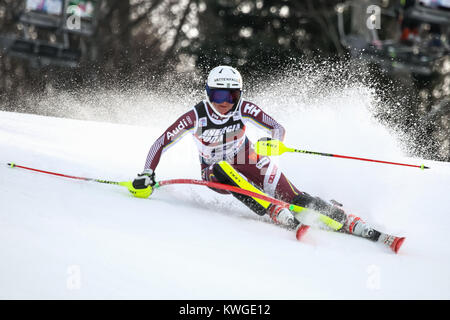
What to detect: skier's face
<box><xmin>212</xmin><ymin>101</ymin><xmax>234</xmax><ymax>115</ymax></box>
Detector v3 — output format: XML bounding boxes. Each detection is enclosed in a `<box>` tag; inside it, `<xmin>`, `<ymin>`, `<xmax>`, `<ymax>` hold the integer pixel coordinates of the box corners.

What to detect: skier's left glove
<box><xmin>129</xmin><ymin>169</ymin><xmax>156</xmax><ymax>198</ymax></box>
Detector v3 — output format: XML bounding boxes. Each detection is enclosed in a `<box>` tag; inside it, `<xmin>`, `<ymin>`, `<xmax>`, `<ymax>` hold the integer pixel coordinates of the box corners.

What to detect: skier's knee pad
<box><xmin>212</xmin><ymin>161</ymin><xmax>268</xmax><ymax>216</ymax></box>
<box><xmin>292</xmin><ymin>193</ymin><xmax>347</xmax><ymax>224</ymax></box>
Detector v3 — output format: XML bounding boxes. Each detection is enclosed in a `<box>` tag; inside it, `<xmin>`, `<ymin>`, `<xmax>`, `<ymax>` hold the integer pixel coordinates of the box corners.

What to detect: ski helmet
<box><xmin>205</xmin><ymin>66</ymin><xmax>243</xmax><ymax>118</ymax></box>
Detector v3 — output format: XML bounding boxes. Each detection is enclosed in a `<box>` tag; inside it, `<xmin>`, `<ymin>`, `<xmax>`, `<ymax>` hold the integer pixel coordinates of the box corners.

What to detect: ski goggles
<box><xmin>207</xmin><ymin>87</ymin><xmax>241</xmax><ymax>104</ymax></box>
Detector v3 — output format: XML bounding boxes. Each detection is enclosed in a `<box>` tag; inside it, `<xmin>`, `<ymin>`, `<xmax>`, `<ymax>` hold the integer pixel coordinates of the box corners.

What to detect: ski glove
<box><xmin>130</xmin><ymin>169</ymin><xmax>155</xmax><ymax>198</ymax></box>
<box><xmin>133</xmin><ymin>169</ymin><xmax>156</xmax><ymax>188</ymax></box>
<box><xmin>257</xmin><ymin>136</ymin><xmax>276</xmax><ymax>144</ymax></box>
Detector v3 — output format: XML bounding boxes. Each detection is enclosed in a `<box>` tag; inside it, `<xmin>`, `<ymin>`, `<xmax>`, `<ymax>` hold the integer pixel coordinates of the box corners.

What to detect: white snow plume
<box><xmin>10</xmin><ymin>72</ymin><xmax>204</xmax><ymax>127</ymax></box>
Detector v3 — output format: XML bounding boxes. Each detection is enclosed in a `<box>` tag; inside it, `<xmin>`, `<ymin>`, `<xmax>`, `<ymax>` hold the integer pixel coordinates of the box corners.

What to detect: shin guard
<box><xmin>212</xmin><ymin>161</ymin><xmax>273</xmax><ymax>216</ymax></box>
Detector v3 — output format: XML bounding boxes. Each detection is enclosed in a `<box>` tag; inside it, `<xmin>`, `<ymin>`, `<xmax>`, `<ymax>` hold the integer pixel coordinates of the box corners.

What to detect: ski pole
<box><xmin>7</xmin><ymin>162</ymin><xmax>343</xmax><ymax>230</ymax></box>
<box><xmin>7</xmin><ymin>162</ymin><xmax>130</xmax><ymax>186</ymax></box>
<box><xmin>255</xmin><ymin>139</ymin><xmax>430</xmax><ymax>170</ymax></box>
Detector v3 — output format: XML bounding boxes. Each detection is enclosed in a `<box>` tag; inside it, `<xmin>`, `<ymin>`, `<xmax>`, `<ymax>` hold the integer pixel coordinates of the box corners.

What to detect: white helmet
<box><xmin>205</xmin><ymin>66</ymin><xmax>243</xmax><ymax>118</ymax></box>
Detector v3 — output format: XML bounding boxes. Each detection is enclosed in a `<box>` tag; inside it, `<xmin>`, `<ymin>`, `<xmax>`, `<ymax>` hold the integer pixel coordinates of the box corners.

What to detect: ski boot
<box><xmin>345</xmin><ymin>214</ymin><xmax>406</xmax><ymax>254</ymax></box>
<box><xmin>268</xmin><ymin>205</ymin><xmax>310</xmax><ymax>241</ymax></box>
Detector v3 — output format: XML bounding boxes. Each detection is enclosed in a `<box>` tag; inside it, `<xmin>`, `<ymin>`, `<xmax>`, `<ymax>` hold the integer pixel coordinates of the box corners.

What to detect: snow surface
<box><xmin>1</xmin><ymin>88</ymin><xmax>450</xmax><ymax>299</ymax></box>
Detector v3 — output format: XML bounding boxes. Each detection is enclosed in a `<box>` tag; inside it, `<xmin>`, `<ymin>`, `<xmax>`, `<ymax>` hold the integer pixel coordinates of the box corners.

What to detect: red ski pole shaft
<box><xmin>292</xmin><ymin>149</ymin><xmax>430</xmax><ymax>170</ymax></box>
<box><xmin>7</xmin><ymin>163</ymin><xmax>122</xmax><ymax>185</ymax></box>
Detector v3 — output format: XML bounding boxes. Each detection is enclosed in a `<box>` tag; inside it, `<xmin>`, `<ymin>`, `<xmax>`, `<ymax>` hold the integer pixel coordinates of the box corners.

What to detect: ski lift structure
<box><xmin>0</xmin><ymin>0</ymin><xmax>102</xmax><ymax>68</ymax></box>
<box><xmin>337</xmin><ymin>0</ymin><xmax>450</xmax><ymax>75</ymax></box>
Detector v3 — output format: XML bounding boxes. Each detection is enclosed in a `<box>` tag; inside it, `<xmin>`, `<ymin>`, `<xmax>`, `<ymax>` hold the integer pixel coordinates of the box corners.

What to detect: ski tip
<box><xmin>295</xmin><ymin>224</ymin><xmax>310</xmax><ymax>241</ymax></box>
<box><xmin>391</xmin><ymin>237</ymin><xmax>406</xmax><ymax>254</ymax></box>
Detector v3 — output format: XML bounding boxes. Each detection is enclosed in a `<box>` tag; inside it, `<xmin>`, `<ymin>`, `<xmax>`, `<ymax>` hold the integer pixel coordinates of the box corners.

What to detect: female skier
<box><xmin>129</xmin><ymin>66</ymin><xmax>403</xmax><ymax>250</ymax></box>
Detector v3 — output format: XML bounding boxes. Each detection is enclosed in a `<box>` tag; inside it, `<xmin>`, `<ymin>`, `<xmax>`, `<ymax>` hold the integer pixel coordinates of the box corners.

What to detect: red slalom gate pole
<box><xmin>155</xmin><ymin>178</ymin><xmax>290</xmax><ymax>208</ymax></box>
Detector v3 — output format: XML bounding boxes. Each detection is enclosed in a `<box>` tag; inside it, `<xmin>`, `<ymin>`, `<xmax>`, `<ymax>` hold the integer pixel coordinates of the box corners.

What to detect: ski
<box><xmin>292</xmin><ymin>207</ymin><xmax>406</xmax><ymax>253</ymax></box>
<box><xmin>381</xmin><ymin>234</ymin><xmax>406</xmax><ymax>254</ymax></box>
<box><xmin>342</xmin><ymin>219</ymin><xmax>406</xmax><ymax>254</ymax></box>
<box><xmin>361</xmin><ymin>228</ymin><xmax>406</xmax><ymax>254</ymax></box>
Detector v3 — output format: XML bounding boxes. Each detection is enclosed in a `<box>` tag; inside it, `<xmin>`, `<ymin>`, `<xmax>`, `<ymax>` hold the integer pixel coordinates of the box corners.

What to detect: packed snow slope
<box><xmin>1</xmin><ymin>86</ymin><xmax>450</xmax><ymax>299</ymax></box>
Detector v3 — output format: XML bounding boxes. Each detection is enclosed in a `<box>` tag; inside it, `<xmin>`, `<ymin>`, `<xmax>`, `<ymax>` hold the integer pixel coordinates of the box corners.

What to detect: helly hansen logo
<box><xmin>244</xmin><ymin>104</ymin><xmax>261</xmax><ymax>117</ymax></box>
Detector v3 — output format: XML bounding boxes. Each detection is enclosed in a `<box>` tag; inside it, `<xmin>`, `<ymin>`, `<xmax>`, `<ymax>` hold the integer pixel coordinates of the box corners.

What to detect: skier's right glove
<box><xmin>129</xmin><ymin>169</ymin><xmax>156</xmax><ymax>198</ymax></box>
